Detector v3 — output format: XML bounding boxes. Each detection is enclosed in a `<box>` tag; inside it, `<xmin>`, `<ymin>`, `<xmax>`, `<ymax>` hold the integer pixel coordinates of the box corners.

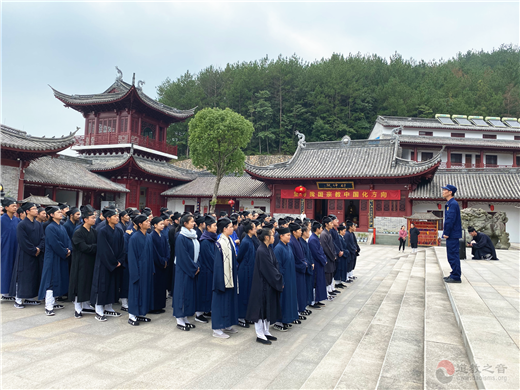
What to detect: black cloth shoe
<box><xmin>24</xmin><ymin>299</ymin><xmax>41</xmax><ymax>305</ymax></box>
<box><xmin>55</xmin><ymin>296</ymin><xmax>68</xmax><ymax>302</ymax></box>
<box><xmin>265</xmin><ymin>335</ymin><xmax>277</xmax><ymax>341</ymax></box>
<box><xmin>293</xmin><ymin>320</ymin><xmax>302</xmax><ymax>325</ymax></box>
<box><xmin>14</xmin><ymin>302</ymin><xmax>25</xmax><ymax>309</ymax></box>
<box><xmin>137</xmin><ymin>316</ymin><xmax>151</xmax><ymax>322</ymax></box>
<box><xmin>237</xmin><ymin>320</ymin><xmax>250</xmax><ymax>328</ymax></box>
<box><xmin>95</xmin><ymin>314</ymin><xmax>107</xmax><ymax>322</ymax></box>
<box><xmin>310</xmin><ymin>304</ymin><xmax>321</xmax><ymax>310</ymax></box>
<box><xmin>82</xmin><ymin>308</ymin><xmax>95</xmax><ymax>314</ymax></box>
<box><xmin>298</xmin><ymin>315</ymin><xmax>306</xmax><ymax>320</ymax></box>
<box><xmin>45</xmin><ymin>309</ymin><xmax>55</xmax><ymax>316</ymax></box>
<box><xmin>74</xmin><ymin>311</ymin><xmax>83</xmax><ymax>319</ymax></box>
<box><xmin>176</xmin><ymin>324</ymin><xmax>190</xmax><ymax>331</ymax></box>
<box><xmin>256</xmin><ymin>337</ymin><xmax>272</xmax><ymax>345</ymax></box>
<box><xmin>149</xmin><ymin>309</ymin><xmax>165</xmax><ymax>314</ymax></box>
<box><xmin>185</xmin><ymin>322</ymin><xmax>195</xmax><ymax>328</ymax></box>
<box><xmin>104</xmin><ymin>310</ymin><xmax>121</xmax><ymax>317</ymax></box>
<box><xmin>316</xmin><ymin>302</ymin><xmax>325</xmax><ymax>306</ymax></box>
<box><xmin>329</xmin><ymin>291</ymin><xmax>337</xmax><ymax>296</ymax></box>
<box><xmin>273</xmin><ymin>324</ymin><xmax>287</xmax><ymax>332</ymax></box>
<box><xmin>335</xmin><ymin>284</ymin><xmax>345</xmax><ymax>289</ymax></box>
<box><xmin>128</xmin><ymin>319</ymin><xmax>140</xmax><ymax>326</ymax></box>
<box><xmin>120</xmin><ymin>306</ymin><xmax>128</xmax><ymax>312</ymax></box>
<box><xmin>203</xmin><ymin>312</ymin><xmax>212</xmax><ymax>317</ymax></box>
<box><xmin>333</xmin><ymin>290</ymin><xmax>341</xmax><ymax>294</ymax></box>
<box><xmin>445</xmin><ymin>278</ymin><xmax>462</xmax><ymax>283</ymax></box>
<box><xmin>1</xmin><ymin>296</ymin><xmax>15</xmax><ymax>302</ymax></box>
<box><xmin>53</xmin><ymin>304</ymin><xmax>64</xmax><ymax>310</ymax></box>
<box><xmin>195</xmin><ymin>314</ymin><xmax>209</xmax><ymax>323</ymax></box>
<box><xmin>443</xmin><ymin>276</ymin><xmax>450</xmax><ymax>281</ymax></box>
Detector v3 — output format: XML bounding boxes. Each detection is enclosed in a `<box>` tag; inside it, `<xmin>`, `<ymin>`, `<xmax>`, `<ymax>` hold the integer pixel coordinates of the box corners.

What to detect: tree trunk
<box><xmin>209</xmin><ymin>172</ymin><xmax>223</xmax><ymax>214</ymax></box>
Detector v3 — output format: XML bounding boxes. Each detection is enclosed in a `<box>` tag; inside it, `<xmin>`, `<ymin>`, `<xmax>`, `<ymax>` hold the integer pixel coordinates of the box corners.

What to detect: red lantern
<box><xmin>295</xmin><ymin>185</ymin><xmax>307</xmax><ymax>198</ymax></box>
<box><xmin>228</xmin><ymin>199</ymin><xmax>235</xmax><ymax>207</ymax></box>
<box><xmin>437</xmin><ymin>203</ymin><xmax>442</xmax><ymax>210</ymax></box>
<box><xmin>251</xmin><ymin>201</ymin><xmax>254</xmax><ymax>206</ymax></box>
<box><xmin>489</xmin><ymin>204</ymin><xmax>494</xmax><ymax>211</ymax></box>
<box><xmin>182</xmin><ymin>200</ymin><xmax>185</xmax><ymax>205</ymax></box>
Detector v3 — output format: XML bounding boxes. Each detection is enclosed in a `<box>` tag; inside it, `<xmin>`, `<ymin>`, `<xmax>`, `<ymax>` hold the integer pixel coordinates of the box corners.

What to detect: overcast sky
<box><xmin>1</xmin><ymin>1</ymin><xmax>518</xmax><ymax>139</ymax></box>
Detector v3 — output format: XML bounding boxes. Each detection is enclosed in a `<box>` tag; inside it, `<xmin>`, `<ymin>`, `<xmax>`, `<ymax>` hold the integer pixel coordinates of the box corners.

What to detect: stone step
<box><xmin>424</xmin><ymin>248</ymin><xmax>478</xmax><ymax>390</ymax></box>
<box><xmin>434</xmin><ymin>247</ymin><xmax>519</xmax><ymax>390</ymax></box>
<box><xmin>376</xmin><ymin>250</ymin><xmax>426</xmax><ymax>390</ymax></box>
<box><xmin>334</xmin><ymin>253</ymin><xmax>417</xmax><ymax>389</ymax></box>
<box><xmin>300</xmin><ymin>254</ymin><xmax>413</xmax><ymax>390</ymax></box>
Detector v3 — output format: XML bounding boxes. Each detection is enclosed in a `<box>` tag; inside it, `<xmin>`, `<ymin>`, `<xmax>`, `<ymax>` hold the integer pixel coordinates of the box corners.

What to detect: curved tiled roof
<box><xmin>25</xmin><ymin>156</ymin><xmax>129</xmax><ymax>192</ymax></box>
<box><xmin>51</xmin><ymin>79</ymin><xmax>195</xmax><ymax>120</ymax></box>
<box><xmin>86</xmin><ymin>154</ymin><xmax>132</xmax><ymax>171</ymax></box>
<box><xmin>245</xmin><ymin>139</ymin><xmax>441</xmax><ymax>180</ymax></box>
<box><xmin>162</xmin><ymin>173</ymin><xmax>271</xmax><ymax>198</ymax></box>
<box><xmin>1</xmin><ymin>124</ymin><xmax>77</xmax><ymax>151</ymax></box>
<box><xmin>409</xmin><ymin>168</ymin><xmax>520</xmax><ymax>200</ymax></box>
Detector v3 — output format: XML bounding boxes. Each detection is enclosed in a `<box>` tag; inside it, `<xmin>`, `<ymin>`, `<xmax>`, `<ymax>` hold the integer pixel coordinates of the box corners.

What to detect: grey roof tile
<box><xmin>409</xmin><ymin>168</ymin><xmax>520</xmax><ymax>200</ymax></box>
<box><xmin>162</xmin><ymin>173</ymin><xmax>271</xmax><ymax>198</ymax></box>
<box><xmin>1</xmin><ymin>124</ymin><xmax>77</xmax><ymax>151</ymax></box>
<box><xmin>25</xmin><ymin>156</ymin><xmax>129</xmax><ymax>192</ymax></box>
<box><xmin>245</xmin><ymin>139</ymin><xmax>441</xmax><ymax>180</ymax></box>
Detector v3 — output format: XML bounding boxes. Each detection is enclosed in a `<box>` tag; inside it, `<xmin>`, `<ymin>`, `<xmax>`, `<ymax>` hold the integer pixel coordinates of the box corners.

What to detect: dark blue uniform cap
<box><xmin>441</xmin><ymin>184</ymin><xmax>457</xmax><ymax>195</ymax></box>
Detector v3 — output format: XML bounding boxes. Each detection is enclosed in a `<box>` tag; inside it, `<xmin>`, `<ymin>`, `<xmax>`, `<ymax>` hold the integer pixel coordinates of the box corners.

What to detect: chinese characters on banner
<box><xmin>281</xmin><ymin>189</ymin><xmax>401</xmax><ymax>200</ymax></box>
<box><xmin>368</xmin><ymin>200</ymin><xmax>374</xmax><ymax>228</ymax></box>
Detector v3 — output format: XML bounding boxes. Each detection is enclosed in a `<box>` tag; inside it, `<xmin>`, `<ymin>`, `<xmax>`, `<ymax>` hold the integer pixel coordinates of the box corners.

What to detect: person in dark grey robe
<box><xmin>468</xmin><ymin>227</ymin><xmax>498</xmax><ymax>260</ymax></box>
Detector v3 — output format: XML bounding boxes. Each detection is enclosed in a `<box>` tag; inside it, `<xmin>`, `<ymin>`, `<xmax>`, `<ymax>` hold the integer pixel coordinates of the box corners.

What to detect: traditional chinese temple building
<box><xmin>51</xmin><ymin>69</ymin><xmax>196</xmax><ymax>215</ymax></box>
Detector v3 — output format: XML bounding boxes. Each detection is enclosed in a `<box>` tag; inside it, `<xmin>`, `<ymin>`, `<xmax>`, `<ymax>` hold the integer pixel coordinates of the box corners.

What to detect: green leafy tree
<box><xmin>188</xmin><ymin>108</ymin><xmax>254</xmax><ymax>213</ymax></box>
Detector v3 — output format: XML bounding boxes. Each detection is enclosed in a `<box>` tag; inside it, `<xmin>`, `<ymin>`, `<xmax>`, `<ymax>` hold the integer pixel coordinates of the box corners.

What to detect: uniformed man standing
<box><xmin>441</xmin><ymin>185</ymin><xmax>462</xmax><ymax>283</ymax></box>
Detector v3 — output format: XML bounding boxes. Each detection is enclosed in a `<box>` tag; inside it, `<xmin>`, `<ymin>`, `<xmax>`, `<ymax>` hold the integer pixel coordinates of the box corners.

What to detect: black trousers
<box><xmin>399</xmin><ymin>238</ymin><xmax>406</xmax><ymax>250</ymax></box>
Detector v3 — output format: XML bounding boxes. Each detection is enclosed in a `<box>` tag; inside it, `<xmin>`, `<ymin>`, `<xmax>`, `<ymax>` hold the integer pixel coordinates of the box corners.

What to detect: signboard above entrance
<box><xmin>281</xmin><ymin>189</ymin><xmax>401</xmax><ymax>200</ymax></box>
<box><xmin>316</xmin><ymin>182</ymin><xmax>354</xmax><ymax>190</ymax></box>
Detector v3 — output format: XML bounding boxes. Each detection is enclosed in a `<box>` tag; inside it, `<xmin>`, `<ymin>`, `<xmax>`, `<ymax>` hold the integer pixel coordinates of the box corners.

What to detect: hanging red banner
<box><xmin>281</xmin><ymin>189</ymin><xmax>401</xmax><ymax>200</ymax></box>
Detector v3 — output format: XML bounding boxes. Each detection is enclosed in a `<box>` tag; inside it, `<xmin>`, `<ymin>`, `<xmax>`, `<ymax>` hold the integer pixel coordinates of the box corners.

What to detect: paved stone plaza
<box><xmin>1</xmin><ymin>245</ymin><xmax>518</xmax><ymax>389</ymax></box>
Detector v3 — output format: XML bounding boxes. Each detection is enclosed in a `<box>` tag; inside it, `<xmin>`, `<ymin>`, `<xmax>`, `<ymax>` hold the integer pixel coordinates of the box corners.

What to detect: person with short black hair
<box><xmin>441</xmin><ymin>185</ymin><xmax>463</xmax><ymax>283</ymax></box>
<box><xmin>36</xmin><ymin>207</ymin><xmax>47</xmax><ymax>223</ymax></box>
<box><xmin>309</xmin><ymin>222</ymin><xmax>327</xmax><ymax>307</ymax></box>
<box><xmin>196</xmin><ymin>216</ymin><xmax>218</xmax><ymax>322</ymax></box>
<box><xmin>64</xmin><ymin>208</ymin><xmax>81</xmax><ymax>240</ymax></box>
<box><xmin>409</xmin><ymin>223</ymin><xmax>421</xmax><ymax>253</ymax></box>
<box><xmin>288</xmin><ymin>223</ymin><xmax>311</xmax><ymax>318</ymax></box>
<box><xmin>150</xmin><ymin>216</ymin><xmax>169</xmax><ymax>314</ymax></box>
<box><xmin>195</xmin><ymin>215</ymin><xmax>206</xmax><ymax>240</ymax></box>
<box><xmin>299</xmin><ymin>226</ymin><xmax>315</xmax><ymax>309</ymax></box>
<box><xmin>246</xmin><ymin>228</ymin><xmax>282</xmax><ymax>345</ymax></box>
<box><xmin>467</xmin><ymin>227</ymin><xmax>498</xmax><ymax>260</ymax></box>
<box><xmin>398</xmin><ymin>225</ymin><xmax>408</xmax><ymax>252</ymax></box>
<box><xmin>320</xmin><ymin>217</ymin><xmax>337</xmax><ymax>299</ymax></box>
<box><xmin>1</xmin><ymin>198</ymin><xmax>19</xmax><ymax>302</ymax></box>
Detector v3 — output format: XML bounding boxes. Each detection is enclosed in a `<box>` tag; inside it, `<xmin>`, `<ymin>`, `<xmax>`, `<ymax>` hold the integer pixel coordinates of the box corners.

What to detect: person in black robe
<box><xmin>299</xmin><ymin>226</ymin><xmax>315</xmax><ymax>308</ymax></box>
<box><xmin>409</xmin><ymin>223</ymin><xmax>421</xmax><ymax>253</ymax></box>
<box><xmin>288</xmin><ymin>223</ymin><xmax>310</xmax><ymax>318</ymax></box>
<box><xmin>320</xmin><ymin>217</ymin><xmax>337</xmax><ymax>299</ymax></box>
<box><xmin>468</xmin><ymin>227</ymin><xmax>498</xmax><ymax>260</ymax></box>
<box><xmin>68</xmin><ymin>210</ymin><xmax>97</xmax><ymax>318</ymax></box>
<box><xmin>195</xmin><ymin>215</ymin><xmax>205</xmax><ymax>241</ymax></box>
<box><xmin>345</xmin><ymin>222</ymin><xmax>358</xmax><ymax>282</ymax></box>
<box><xmin>211</xmin><ymin>218</ymin><xmax>239</xmax><ymax>339</ymax></box>
<box><xmin>309</xmin><ymin>222</ymin><xmax>328</xmax><ymax>307</ymax></box>
<box><xmin>127</xmin><ymin>215</ymin><xmax>155</xmax><ymax>326</ymax></box>
<box><xmin>90</xmin><ymin>209</ymin><xmax>124</xmax><ymax>322</ymax></box>
<box><xmin>9</xmin><ymin>202</ymin><xmax>43</xmax><ymax>308</ymax></box>
<box><xmin>120</xmin><ymin>217</ymin><xmax>136</xmax><ymax>312</ymax></box>
<box><xmin>337</xmin><ymin>225</ymin><xmax>349</xmax><ymax>285</ymax></box>
<box><xmin>246</xmin><ymin>228</ymin><xmax>283</xmax><ymax>345</ymax></box>
<box><xmin>150</xmin><ymin>216</ymin><xmax>169</xmax><ymax>313</ymax></box>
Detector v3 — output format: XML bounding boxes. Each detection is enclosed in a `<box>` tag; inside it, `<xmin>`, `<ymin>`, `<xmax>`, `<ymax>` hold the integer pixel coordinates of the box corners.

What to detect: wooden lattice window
<box><xmin>282</xmin><ymin>199</ymin><xmax>287</xmax><ymax>209</ymax></box>
<box><xmin>384</xmin><ymin>201</ymin><xmax>390</xmax><ymax>211</ymax></box>
<box><xmin>391</xmin><ymin>200</ymin><xmax>398</xmax><ymax>212</ymax></box>
<box><xmin>275</xmin><ymin>191</ymin><xmax>281</xmax><ymax>209</ymax></box>
<box><xmin>329</xmin><ymin>200</ymin><xmax>335</xmax><ymax>210</ymax></box>
<box><xmin>375</xmin><ymin>201</ymin><xmax>382</xmax><ymax>211</ymax></box>
<box><xmin>337</xmin><ymin>200</ymin><xmax>343</xmax><ymax>211</ymax></box>
<box><xmin>306</xmin><ymin>199</ymin><xmax>313</xmax><ymax>210</ymax></box>
<box><xmin>294</xmin><ymin>199</ymin><xmax>300</xmax><ymax>210</ymax></box>
<box><xmin>288</xmin><ymin>199</ymin><xmax>294</xmax><ymax>210</ymax></box>
<box><xmin>399</xmin><ymin>197</ymin><xmax>406</xmax><ymax>211</ymax></box>
<box><xmin>361</xmin><ymin>200</ymin><xmax>367</xmax><ymax>211</ymax></box>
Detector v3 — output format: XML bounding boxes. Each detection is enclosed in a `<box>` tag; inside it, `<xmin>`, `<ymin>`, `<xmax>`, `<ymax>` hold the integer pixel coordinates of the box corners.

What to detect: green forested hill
<box><xmin>157</xmin><ymin>44</ymin><xmax>519</xmax><ymax>157</ymax></box>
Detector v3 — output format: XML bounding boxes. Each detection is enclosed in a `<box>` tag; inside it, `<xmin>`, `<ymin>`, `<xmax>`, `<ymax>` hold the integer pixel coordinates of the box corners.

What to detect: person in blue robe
<box><xmin>90</xmin><ymin>209</ymin><xmax>125</xmax><ymax>321</ymax></box>
<box><xmin>236</xmin><ymin>221</ymin><xmax>256</xmax><ymax>327</ymax></box>
<box><xmin>10</xmin><ymin>203</ymin><xmax>44</xmax><ymax>307</ymax></box>
<box><xmin>230</xmin><ymin>218</ymin><xmax>240</xmax><ymax>249</ymax></box>
<box><xmin>38</xmin><ymin>207</ymin><xmax>71</xmax><ymax>316</ymax></box>
<box><xmin>196</xmin><ymin>216</ymin><xmax>217</xmax><ymax>322</ymax></box>
<box><xmin>64</xmin><ymin>207</ymin><xmax>81</xmax><ymax>240</ymax></box>
<box><xmin>336</xmin><ymin>225</ymin><xmax>349</xmax><ymax>285</ymax></box>
<box><xmin>288</xmin><ymin>223</ymin><xmax>310</xmax><ymax>317</ymax></box>
<box><xmin>299</xmin><ymin>226</ymin><xmax>315</xmax><ymax>308</ymax></box>
<box><xmin>329</xmin><ymin>217</ymin><xmax>344</xmax><ymax>290</ymax></box>
<box><xmin>273</xmin><ymin>227</ymin><xmax>299</xmax><ymax>330</ymax></box>
<box><xmin>344</xmin><ymin>222</ymin><xmax>358</xmax><ymax>281</ymax></box>
<box><xmin>150</xmin><ymin>217</ymin><xmax>169</xmax><ymax>313</ymax></box>
<box><xmin>1</xmin><ymin>198</ymin><xmax>20</xmax><ymax>300</ymax></box>
<box><xmin>173</xmin><ymin>215</ymin><xmax>200</xmax><ymax>331</ymax></box>
<box><xmin>127</xmin><ymin>215</ymin><xmax>155</xmax><ymax>326</ymax></box>
<box><xmin>468</xmin><ymin>227</ymin><xmax>498</xmax><ymax>260</ymax></box>
<box><xmin>195</xmin><ymin>215</ymin><xmax>205</xmax><ymax>241</ymax></box>
<box><xmin>211</xmin><ymin>218</ymin><xmax>239</xmax><ymax>339</ymax></box>
<box><xmin>308</xmin><ymin>222</ymin><xmax>328</xmax><ymax>306</ymax></box>
<box><xmin>116</xmin><ymin>211</ymin><xmax>129</xmax><ymax>232</ymax></box>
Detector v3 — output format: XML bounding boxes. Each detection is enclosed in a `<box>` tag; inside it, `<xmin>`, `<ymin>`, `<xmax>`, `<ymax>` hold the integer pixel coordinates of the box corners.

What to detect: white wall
<box><xmin>237</xmin><ymin>198</ymin><xmax>271</xmax><ymax>214</ymax></box>
<box><xmin>167</xmin><ymin>197</ymin><xmax>198</xmax><ymax>213</ymax></box>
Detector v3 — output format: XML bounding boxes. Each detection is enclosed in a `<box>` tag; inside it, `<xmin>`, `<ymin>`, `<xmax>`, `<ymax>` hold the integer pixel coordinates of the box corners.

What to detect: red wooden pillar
<box><xmin>513</xmin><ymin>152</ymin><xmax>517</xmax><ymax>167</ymax></box>
<box><xmin>116</xmin><ymin>112</ymin><xmax>121</xmax><ymax>135</ymax></box>
<box><xmin>94</xmin><ymin>114</ymin><xmax>100</xmax><ymax>137</ymax></box>
<box><xmin>84</xmin><ymin>115</ymin><xmax>89</xmax><ymax>136</ymax></box>
<box><xmin>51</xmin><ymin>186</ymin><xmax>57</xmax><ymax>201</ymax></box>
<box><xmin>128</xmin><ymin>111</ymin><xmax>133</xmax><ymax>136</ymax></box>
<box><xmin>480</xmin><ymin>150</ymin><xmax>484</xmax><ymax>168</ymax></box>
<box><xmin>446</xmin><ymin>147</ymin><xmax>451</xmax><ymax>168</ymax></box>
<box><xmin>413</xmin><ymin>146</ymin><xmax>418</xmax><ymax>162</ymax></box>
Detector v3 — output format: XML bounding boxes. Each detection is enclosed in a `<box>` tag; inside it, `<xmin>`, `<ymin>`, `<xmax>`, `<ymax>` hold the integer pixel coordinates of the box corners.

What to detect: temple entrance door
<box><xmin>139</xmin><ymin>187</ymin><xmax>147</xmax><ymax>211</ymax></box>
<box><xmin>314</xmin><ymin>200</ymin><xmax>328</xmax><ymax>222</ymax></box>
<box><xmin>345</xmin><ymin>200</ymin><xmax>360</xmax><ymax>225</ymax></box>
